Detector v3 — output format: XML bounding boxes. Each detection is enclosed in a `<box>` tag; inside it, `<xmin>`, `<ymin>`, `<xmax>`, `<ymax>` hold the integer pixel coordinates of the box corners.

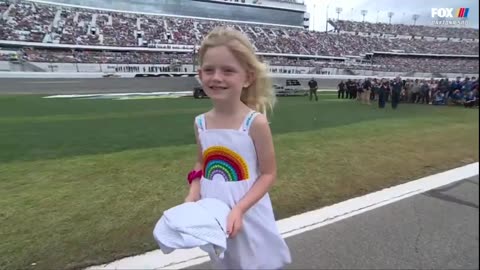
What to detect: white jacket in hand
<box><xmin>153</xmin><ymin>198</ymin><xmax>231</xmax><ymax>259</ymax></box>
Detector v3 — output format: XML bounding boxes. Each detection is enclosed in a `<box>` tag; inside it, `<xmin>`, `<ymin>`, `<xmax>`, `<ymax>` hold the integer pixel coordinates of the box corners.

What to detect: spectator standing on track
<box><xmin>371</xmin><ymin>78</ymin><xmax>380</xmax><ymax>101</ymax></box>
<box><xmin>391</xmin><ymin>76</ymin><xmax>402</xmax><ymax>109</ymax></box>
<box><xmin>384</xmin><ymin>79</ymin><xmax>391</xmax><ymax>103</ymax></box>
<box><xmin>362</xmin><ymin>78</ymin><xmax>372</xmax><ymax>105</ymax></box>
<box><xmin>419</xmin><ymin>80</ymin><xmax>430</xmax><ymax>104</ymax></box>
<box><xmin>345</xmin><ymin>79</ymin><xmax>352</xmax><ymax>99</ymax></box>
<box><xmin>410</xmin><ymin>79</ymin><xmax>420</xmax><ymax>103</ymax></box>
<box><xmin>356</xmin><ymin>79</ymin><xmax>363</xmax><ymax>102</ymax></box>
<box><xmin>451</xmin><ymin>76</ymin><xmax>463</xmax><ymax>97</ymax></box>
<box><xmin>338</xmin><ymin>80</ymin><xmax>346</xmax><ymax>99</ymax></box>
<box><xmin>378</xmin><ymin>79</ymin><xmax>388</xmax><ymax>109</ymax></box>
<box><xmin>462</xmin><ymin>77</ymin><xmax>473</xmax><ymax>94</ymax></box>
<box><xmin>308</xmin><ymin>77</ymin><xmax>318</xmax><ymax>102</ymax></box>
<box><xmin>347</xmin><ymin>79</ymin><xmax>356</xmax><ymax>100</ymax></box>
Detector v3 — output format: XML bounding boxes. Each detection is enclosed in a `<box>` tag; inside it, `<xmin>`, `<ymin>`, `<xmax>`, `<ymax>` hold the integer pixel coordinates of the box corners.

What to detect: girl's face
<box><xmin>199</xmin><ymin>45</ymin><xmax>251</xmax><ymax>103</ymax></box>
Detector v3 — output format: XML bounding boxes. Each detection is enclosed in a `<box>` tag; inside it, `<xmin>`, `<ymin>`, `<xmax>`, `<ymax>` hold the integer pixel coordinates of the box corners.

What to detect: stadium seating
<box><xmin>334</xmin><ymin>20</ymin><xmax>478</xmax><ymax>40</ymax></box>
<box><xmin>1</xmin><ymin>1</ymin><xmax>478</xmax><ymax>55</ymax></box>
<box><xmin>14</xmin><ymin>48</ymin><xmax>478</xmax><ymax>74</ymax></box>
<box><xmin>19</xmin><ymin>47</ymin><xmax>193</xmax><ymax>64</ymax></box>
<box><xmin>0</xmin><ymin>0</ymin><xmax>478</xmax><ymax>74</ymax></box>
<box><xmin>371</xmin><ymin>56</ymin><xmax>479</xmax><ymax>74</ymax></box>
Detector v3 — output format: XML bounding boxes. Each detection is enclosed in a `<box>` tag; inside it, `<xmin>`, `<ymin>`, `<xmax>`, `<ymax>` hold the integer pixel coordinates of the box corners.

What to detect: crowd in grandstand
<box><xmin>333</xmin><ymin>20</ymin><xmax>478</xmax><ymax>40</ymax></box>
<box><xmin>1</xmin><ymin>1</ymin><xmax>479</xmax><ymax>56</ymax></box>
<box><xmin>338</xmin><ymin>76</ymin><xmax>479</xmax><ymax>108</ymax></box>
<box><xmin>0</xmin><ymin>53</ymin><xmax>11</xmax><ymax>60</ymax></box>
<box><xmin>370</xmin><ymin>56</ymin><xmax>479</xmax><ymax>74</ymax></box>
<box><xmin>0</xmin><ymin>0</ymin><xmax>479</xmax><ymax>76</ymax></box>
<box><xmin>18</xmin><ymin>47</ymin><xmax>194</xmax><ymax>64</ymax></box>
<box><xmin>12</xmin><ymin>48</ymin><xmax>478</xmax><ymax>75</ymax></box>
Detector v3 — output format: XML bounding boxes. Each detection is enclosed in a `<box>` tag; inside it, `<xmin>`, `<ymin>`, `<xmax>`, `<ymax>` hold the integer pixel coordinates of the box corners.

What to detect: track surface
<box><xmin>0</xmin><ymin>77</ymin><xmax>344</xmax><ymax>95</ymax></box>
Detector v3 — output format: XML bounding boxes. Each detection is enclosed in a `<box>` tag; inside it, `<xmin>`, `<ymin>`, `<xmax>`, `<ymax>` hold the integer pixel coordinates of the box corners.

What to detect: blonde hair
<box><xmin>198</xmin><ymin>27</ymin><xmax>276</xmax><ymax>115</ymax></box>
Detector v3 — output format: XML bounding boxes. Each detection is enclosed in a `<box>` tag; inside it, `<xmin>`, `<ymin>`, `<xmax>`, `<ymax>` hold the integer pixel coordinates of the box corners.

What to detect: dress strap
<box><xmin>239</xmin><ymin>111</ymin><xmax>260</xmax><ymax>133</ymax></box>
<box><xmin>195</xmin><ymin>114</ymin><xmax>206</xmax><ymax>132</ymax></box>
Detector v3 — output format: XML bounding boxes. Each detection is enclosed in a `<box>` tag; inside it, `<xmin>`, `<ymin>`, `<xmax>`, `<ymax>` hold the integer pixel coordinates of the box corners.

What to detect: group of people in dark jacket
<box><xmin>337</xmin><ymin>77</ymin><xmax>401</xmax><ymax>109</ymax></box>
<box><xmin>337</xmin><ymin>76</ymin><xmax>479</xmax><ymax>109</ymax></box>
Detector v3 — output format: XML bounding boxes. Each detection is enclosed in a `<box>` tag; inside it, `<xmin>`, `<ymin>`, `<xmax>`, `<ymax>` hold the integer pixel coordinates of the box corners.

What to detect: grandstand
<box><xmin>0</xmin><ymin>0</ymin><xmax>478</xmax><ymax>78</ymax></box>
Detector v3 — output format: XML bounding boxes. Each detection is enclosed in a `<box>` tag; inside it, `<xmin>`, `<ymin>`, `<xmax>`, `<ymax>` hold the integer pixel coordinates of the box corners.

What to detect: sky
<box><xmin>303</xmin><ymin>0</ymin><xmax>479</xmax><ymax>31</ymax></box>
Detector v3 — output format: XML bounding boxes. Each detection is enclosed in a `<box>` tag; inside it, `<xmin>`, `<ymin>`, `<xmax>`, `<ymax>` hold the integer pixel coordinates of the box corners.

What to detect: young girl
<box><xmin>184</xmin><ymin>27</ymin><xmax>292</xmax><ymax>269</ymax></box>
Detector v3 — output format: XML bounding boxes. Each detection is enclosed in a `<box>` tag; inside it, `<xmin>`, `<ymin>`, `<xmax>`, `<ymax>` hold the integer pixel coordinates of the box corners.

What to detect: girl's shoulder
<box><xmin>246</xmin><ymin>112</ymin><xmax>271</xmax><ymax>142</ymax></box>
<box><xmin>248</xmin><ymin>112</ymin><xmax>268</xmax><ymax>129</ymax></box>
<box><xmin>194</xmin><ymin>110</ymin><xmax>211</xmax><ymax>131</ymax></box>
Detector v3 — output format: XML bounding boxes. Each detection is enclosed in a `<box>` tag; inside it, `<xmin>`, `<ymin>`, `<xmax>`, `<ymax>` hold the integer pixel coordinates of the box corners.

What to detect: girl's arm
<box><xmin>185</xmin><ymin>122</ymin><xmax>203</xmax><ymax>202</ymax></box>
<box><xmin>235</xmin><ymin>114</ymin><xmax>277</xmax><ymax>214</ymax></box>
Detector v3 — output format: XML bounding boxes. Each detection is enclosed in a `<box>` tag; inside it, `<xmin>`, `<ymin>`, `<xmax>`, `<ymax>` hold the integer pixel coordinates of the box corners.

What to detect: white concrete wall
<box><xmin>1</xmin><ymin>71</ymin><xmax>472</xmax><ymax>81</ymax></box>
<box><xmin>0</xmin><ymin>61</ymin><xmax>477</xmax><ymax>79</ymax></box>
<box><xmin>0</xmin><ymin>61</ymin><xmax>10</xmax><ymax>71</ymax></box>
<box><xmin>0</xmin><ymin>71</ymin><xmax>116</xmax><ymax>78</ymax></box>
<box><xmin>30</xmin><ymin>62</ymin><xmax>191</xmax><ymax>73</ymax></box>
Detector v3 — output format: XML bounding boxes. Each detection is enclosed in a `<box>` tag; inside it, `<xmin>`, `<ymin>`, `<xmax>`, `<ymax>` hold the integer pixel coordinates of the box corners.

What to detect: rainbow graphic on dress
<box><xmin>203</xmin><ymin>146</ymin><xmax>249</xmax><ymax>182</ymax></box>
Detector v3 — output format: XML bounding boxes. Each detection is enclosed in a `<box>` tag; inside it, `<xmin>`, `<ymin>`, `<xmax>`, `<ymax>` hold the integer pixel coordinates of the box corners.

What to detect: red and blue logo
<box><xmin>455</xmin><ymin>8</ymin><xmax>469</xmax><ymax>18</ymax></box>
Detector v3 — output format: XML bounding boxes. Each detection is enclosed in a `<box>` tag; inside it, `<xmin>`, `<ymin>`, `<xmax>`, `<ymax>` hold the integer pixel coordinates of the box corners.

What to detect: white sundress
<box><xmin>195</xmin><ymin>110</ymin><xmax>292</xmax><ymax>270</ymax></box>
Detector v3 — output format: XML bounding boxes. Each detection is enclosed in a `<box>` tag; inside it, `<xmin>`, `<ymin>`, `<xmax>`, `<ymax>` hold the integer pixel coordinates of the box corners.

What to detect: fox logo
<box><xmin>431</xmin><ymin>8</ymin><xmax>469</xmax><ymax>18</ymax></box>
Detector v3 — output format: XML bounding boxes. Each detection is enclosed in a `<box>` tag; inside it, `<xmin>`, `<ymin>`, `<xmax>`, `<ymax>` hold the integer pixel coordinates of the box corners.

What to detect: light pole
<box><xmin>412</xmin><ymin>14</ymin><xmax>420</xmax><ymax>25</ymax></box>
<box><xmin>388</xmin><ymin>11</ymin><xmax>394</xmax><ymax>24</ymax></box>
<box><xmin>361</xmin><ymin>10</ymin><xmax>368</xmax><ymax>22</ymax></box>
<box><xmin>325</xmin><ymin>4</ymin><xmax>329</xmax><ymax>32</ymax></box>
<box><xmin>312</xmin><ymin>4</ymin><xmax>315</xmax><ymax>31</ymax></box>
<box><xmin>336</xmin><ymin>7</ymin><xmax>342</xmax><ymax>20</ymax></box>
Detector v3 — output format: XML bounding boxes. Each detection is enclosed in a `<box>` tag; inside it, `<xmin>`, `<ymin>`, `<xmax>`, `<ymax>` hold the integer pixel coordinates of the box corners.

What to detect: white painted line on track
<box><xmin>85</xmin><ymin>162</ymin><xmax>479</xmax><ymax>270</ymax></box>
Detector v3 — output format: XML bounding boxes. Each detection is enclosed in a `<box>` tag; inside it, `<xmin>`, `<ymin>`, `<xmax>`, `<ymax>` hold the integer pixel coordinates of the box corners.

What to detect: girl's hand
<box><xmin>226</xmin><ymin>206</ymin><xmax>245</xmax><ymax>238</ymax></box>
<box><xmin>185</xmin><ymin>179</ymin><xmax>201</xmax><ymax>203</ymax></box>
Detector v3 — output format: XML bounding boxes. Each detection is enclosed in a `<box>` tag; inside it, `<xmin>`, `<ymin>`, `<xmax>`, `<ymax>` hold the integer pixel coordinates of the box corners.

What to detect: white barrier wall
<box><xmin>30</xmin><ymin>62</ymin><xmax>188</xmax><ymax>73</ymax></box>
<box><xmin>2</xmin><ymin>71</ymin><xmax>477</xmax><ymax>81</ymax></box>
<box><xmin>0</xmin><ymin>71</ymin><xmax>108</xmax><ymax>78</ymax></box>
<box><xmin>35</xmin><ymin>63</ymin><xmax>78</xmax><ymax>72</ymax></box>
<box><xmin>0</xmin><ymin>61</ymin><xmax>10</xmax><ymax>71</ymax></box>
<box><xmin>3</xmin><ymin>61</ymin><xmax>478</xmax><ymax>79</ymax></box>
